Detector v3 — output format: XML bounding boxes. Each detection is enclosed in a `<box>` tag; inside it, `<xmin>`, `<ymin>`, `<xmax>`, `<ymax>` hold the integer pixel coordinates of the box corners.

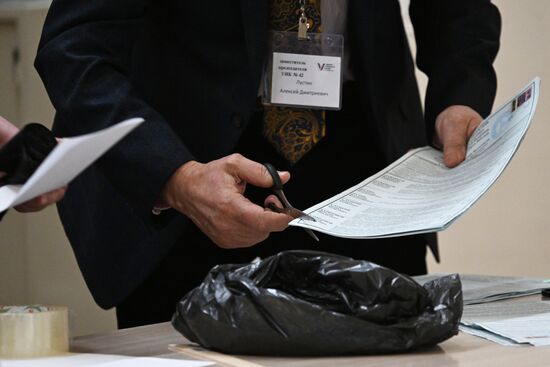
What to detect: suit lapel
<box><xmin>348</xmin><ymin>0</ymin><xmax>374</xmax><ymax>81</ymax></box>
<box><xmin>240</xmin><ymin>0</ymin><xmax>269</xmax><ymax>80</ymax></box>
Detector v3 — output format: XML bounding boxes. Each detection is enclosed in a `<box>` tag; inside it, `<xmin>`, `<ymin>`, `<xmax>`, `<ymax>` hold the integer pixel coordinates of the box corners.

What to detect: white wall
<box><xmin>0</xmin><ymin>0</ymin><xmax>548</xmax><ymax>337</ymax></box>
<box><xmin>0</xmin><ymin>4</ymin><xmax>117</xmax><ymax>336</ymax></box>
<box><xmin>423</xmin><ymin>0</ymin><xmax>550</xmax><ymax>277</ymax></box>
<box><xmin>400</xmin><ymin>0</ymin><xmax>550</xmax><ymax>277</ymax></box>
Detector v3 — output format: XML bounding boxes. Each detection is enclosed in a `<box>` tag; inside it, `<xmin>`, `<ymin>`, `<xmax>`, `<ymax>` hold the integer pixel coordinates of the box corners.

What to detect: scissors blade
<box><xmin>266</xmin><ymin>203</ymin><xmax>319</xmax><ymax>242</ymax></box>
<box><xmin>285</xmin><ymin>207</ymin><xmax>316</xmax><ymax>222</ymax></box>
<box><xmin>267</xmin><ymin>203</ymin><xmax>314</xmax><ymax>221</ymax></box>
<box><xmin>304</xmin><ymin>228</ymin><xmax>320</xmax><ymax>242</ymax></box>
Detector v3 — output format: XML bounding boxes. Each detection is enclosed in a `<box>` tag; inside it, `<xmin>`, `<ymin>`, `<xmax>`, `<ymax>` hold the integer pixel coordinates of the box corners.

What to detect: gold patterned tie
<box><xmin>263</xmin><ymin>0</ymin><xmax>325</xmax><ymax>165</ymax></box>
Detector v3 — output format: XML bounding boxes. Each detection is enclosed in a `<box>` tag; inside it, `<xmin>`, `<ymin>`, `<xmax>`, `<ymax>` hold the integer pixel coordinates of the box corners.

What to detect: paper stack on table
<box><xmin>460</xmin><ymin>301</ymin><xmax>550</xmax><ymax>347</ymax></box>
<box><xmin>415</xmin><ymin>274</ymin><xmax>550</xmax><ymax>305</ymax></box>
<box><xmin>291</xmin><ymin>78</ymin><xmax>540</xmax><ymax>239</ymax></box>
<box><xmin>415</xmin><ymin>274</ymin><xmax>550</xmax><ymax>346</ymax></box>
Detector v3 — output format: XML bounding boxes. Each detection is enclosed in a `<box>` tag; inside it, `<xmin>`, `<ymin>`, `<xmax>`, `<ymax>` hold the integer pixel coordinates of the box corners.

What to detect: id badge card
<box><xmin>261</xmin><ymin>31</ymin><xmax>344</xmax><ymax>110</ymax></box>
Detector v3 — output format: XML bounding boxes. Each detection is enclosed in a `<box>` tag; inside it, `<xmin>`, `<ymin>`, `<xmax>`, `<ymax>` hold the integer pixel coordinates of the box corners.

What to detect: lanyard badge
<box><xmin>261</xmin><ymin>1</ymin><xmax>345</xmax><ymax>110</ymax></box>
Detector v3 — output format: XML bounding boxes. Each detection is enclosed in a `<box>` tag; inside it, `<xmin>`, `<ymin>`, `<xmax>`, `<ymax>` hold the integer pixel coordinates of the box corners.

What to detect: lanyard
<box><xmin>298</xmin><ymin>0</ymin><xmax>309</xmax><ymax>39</ymax></box>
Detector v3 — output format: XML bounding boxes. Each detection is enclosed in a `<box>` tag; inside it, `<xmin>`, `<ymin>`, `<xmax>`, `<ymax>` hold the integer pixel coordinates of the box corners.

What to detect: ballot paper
<box><xmin>415</xmin><ymin>274</ymin><xmax>550</xmax><ymax>346</ymax></box>
<box><xmin>0</xmin><ymin>353</ymin><xmax>213</xmax><ymax>367</ymax></box>
<box><xmin>414</xmin><ymin>274</ymin><xmax>550</xmax><ymax>305</ymax></box>
<box><xmin>460</xmin><ymin>301</ymin><xmax>550</xmax><ymax>346</ymax></box>
<box><xmin>0</xmin><ymin>118</ymin><xmax>143</xmax><ymax>212</ymax></box>
<box><xmin>290</xmin><ymin>78</ymin><xmax>540</xmax><ymax>238</ymax></box>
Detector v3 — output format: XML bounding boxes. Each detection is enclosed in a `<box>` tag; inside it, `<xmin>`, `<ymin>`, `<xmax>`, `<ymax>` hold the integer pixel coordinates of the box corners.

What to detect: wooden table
<box><xmin>71</xmin><ymin>317</ymin><xmax>550</xmax><ymax>367</ymax></box>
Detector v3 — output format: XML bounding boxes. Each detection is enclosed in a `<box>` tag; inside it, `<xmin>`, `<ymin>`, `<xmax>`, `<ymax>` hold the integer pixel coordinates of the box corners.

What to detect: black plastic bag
<box><xmin>0</xmin><ymin>123</ymin><xmax>56</xmax><ymax>220</ymax></box>
<box><xmin>172</xmin><ymin>250</ymin><xmax>462</xmax><ymax>356</ymax></box>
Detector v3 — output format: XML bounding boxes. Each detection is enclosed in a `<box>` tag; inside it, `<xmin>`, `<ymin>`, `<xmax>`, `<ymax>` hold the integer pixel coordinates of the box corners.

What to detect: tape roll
<box><xmin>0</xmin><ymin>305</ymin><xmax>69</xmax><ymax>359</ymax></box>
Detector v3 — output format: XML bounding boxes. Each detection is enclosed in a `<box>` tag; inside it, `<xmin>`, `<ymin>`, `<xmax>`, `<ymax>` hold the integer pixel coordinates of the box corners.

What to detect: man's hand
<box><xmin>162</xmin><ymin>153</ymin><xmax>294</xmax><ymax>249</ymax></box>
<box><xmin>434</xmin><ymin>105</ymin><xmax>483</xmax><ymax>168</ymax></box>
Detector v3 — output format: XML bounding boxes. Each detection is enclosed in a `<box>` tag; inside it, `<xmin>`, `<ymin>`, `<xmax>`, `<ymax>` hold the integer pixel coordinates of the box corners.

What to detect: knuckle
<box><xmin>226</xmin><ymin>153</ymin><xmax>243</xmax><ymax>168</ymax></box>
<box><xmin>217</xmin><ymin>197</ymin><xmax>233</xmax><ymax>213</ymax></box>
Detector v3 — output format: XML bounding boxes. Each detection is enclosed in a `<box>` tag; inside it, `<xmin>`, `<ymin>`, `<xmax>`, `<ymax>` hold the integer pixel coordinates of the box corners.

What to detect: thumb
<box><xmin>442</xmin><ymin>135</ymin><xmax>467</xmax><ymax>168</ymax></box>
<box><xmin>436</xmin><ymin>106</ymin><xmax>483</xmax><ymax>168</ymax></box>
<box><xmin>228</xmin><ymin>154</ymin><xmax>290</xmax><ymax>188</ymax></box>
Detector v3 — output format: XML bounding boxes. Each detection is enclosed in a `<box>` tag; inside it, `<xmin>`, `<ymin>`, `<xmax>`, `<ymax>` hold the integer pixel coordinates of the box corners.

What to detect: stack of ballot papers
<box><xmin>415</xmin><ymin>274</ymin><xmax>550</xmax><ymax>305</ymax></box>
<box><xmin>460</xmin><ymin>301</ymin><xmax>550</xmax><ymax>347</ymax></box>
<box><xmin>291</xmin><ymin>78</ymin><xmax>540</xmax><ymax>239</ymax></box>
<box><xmin>415</xmin><ymin>274</ymin><xmax>550</xmax><ymax>346</ymax></box>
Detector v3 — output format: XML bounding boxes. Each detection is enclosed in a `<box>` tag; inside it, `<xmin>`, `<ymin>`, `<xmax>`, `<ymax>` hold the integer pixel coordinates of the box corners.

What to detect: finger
<box><xmin>227</xmin><ymin>154</ymin><xmax>290</xmax><ymax>188</ymax></box>
<box><xmin>264</xmin><ymin>194</ymin><xmax>284</xmax><ymax>210</ymax></box>
<box><xmin>436</xmin><ymin>107</ymin><xmax>483</xmax><ymax>168</ymax></box>
<box><xmin>442</xmin><ymin>138</ymin><xmax>467</xmax><ymax>168</ymax></box>
<box><xmin>437</xmin><ymin>117</ymin><xmax>471</xmax><ymax>168</ymax></box>
<box><xmin>466</xmin><ymin>116</ymin><xmax>483</xmax><ymax>138</ymax></box>
<box><xmin>256</xmin><ymin>209</ymin><xmax>293</xmax><ymax>233</ymax></box>
<box><xmin>14</xmin><ymin>199</ymin><xmax>43</xmax><ymax>212</ymax></box>
<box><xmin>15</xmin><ymin>198</ymin><xmax>49</xmax><ymax>212</ymax></box>
<box><xmin>278</xmin><ymin>171</ymin><xmax>291</xmax><ymax>184</ymax></box>
<box><xmin>44</xmin><ymin>187</ymin><xmax>67</xmax><ymax>203</ymax></box>
<box><xmin>237</xmin><ymin>197</ymin><xmax>293</xmax><ymax>233</ymax></box>
<box><xmin>14</xmin><ymin>187</ymin><xmax>66</xmax><ymax>212</ymax></box>
<box><xmin>441</xmin><ymin>114</ymin><xmax>482</xmax><ymax>168</ymax></box>
<box><xmin>35</xmin><ymin>188</ymin><xmax>66</xmax><ymax>208</ymax></box>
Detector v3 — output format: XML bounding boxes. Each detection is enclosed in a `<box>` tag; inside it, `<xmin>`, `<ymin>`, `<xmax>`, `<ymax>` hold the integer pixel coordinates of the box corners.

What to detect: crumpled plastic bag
<box><xmin>0</xmin><ymin>123</ymin><xmax>56</xmax><ymax>220</ymax></box>
<box><xmin>172</xmin><ymin>250</ymin><xmax>462</xmax><ymax>356</ymax></box>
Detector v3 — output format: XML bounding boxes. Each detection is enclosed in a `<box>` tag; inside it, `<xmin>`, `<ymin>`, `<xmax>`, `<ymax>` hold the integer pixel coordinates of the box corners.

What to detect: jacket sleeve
<box><xmin>35</xmin><ymin>0</ymin><xmax>194</xmax><ymax>217</ymax></box>
<box><xmin>409</xmin><ymin>0</ymin><xmax>501</xmax><ymax>143</ymax></box>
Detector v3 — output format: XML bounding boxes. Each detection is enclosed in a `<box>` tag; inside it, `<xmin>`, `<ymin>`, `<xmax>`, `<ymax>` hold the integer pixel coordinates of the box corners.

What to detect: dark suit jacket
<box><xmin>35</xmin><ymin>0</ymin><xmax>501</xmax><ymax>309</ymax></box>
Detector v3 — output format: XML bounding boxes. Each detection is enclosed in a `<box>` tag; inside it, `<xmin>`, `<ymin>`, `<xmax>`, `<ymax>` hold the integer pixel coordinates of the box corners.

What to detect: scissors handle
<box><xmin>263</xmin><ymin>163</ymin><xmax>319</xmax><ymax>242</ymax></box>
<box><xmin>264</xmin><ymin>163</ymin><xmax>293</xmax><ymax>208</ymax></box>
<box><xmin>264</xmin><ymin>163</ymin><xmax>283</xmax><ymax>191</ymax></box>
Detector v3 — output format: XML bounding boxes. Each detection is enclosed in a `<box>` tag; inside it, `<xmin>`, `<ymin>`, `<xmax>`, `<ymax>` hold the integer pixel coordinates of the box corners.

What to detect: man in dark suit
<box><xmin>35</xmin><ymin>0</ymin><xmax>501</xmax><ymax>328</ymax></box>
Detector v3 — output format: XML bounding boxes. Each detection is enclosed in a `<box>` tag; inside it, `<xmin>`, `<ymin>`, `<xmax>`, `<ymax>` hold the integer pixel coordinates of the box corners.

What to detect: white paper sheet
<box><xmin>415</xmin><ymin>274</ymin><xmax>550</xmax><ymax>305</ymax></box>
<box><xmin>290</xmin><ymin>78</ymin><xmax>540</xmax><ymax>238</ymax></box>
<box><xmin>459</xmin><ymin>324</ymin><xmax>522</xmax><ymax>347</ymax></box>
<box><xmin>0</xmin><ymin>118</ymin><xmax>144</xmax><ymax>212</ymax></box>
<box><xmin>478</xmin><ymin>313</ymin><xmax>550</xmax><ymax>346</ymax></box>
<box><xmin>462</xmin><ymin>301</ymin><xmax>550</xmax><ymax>325</ymax></box>
<box><xmin>0</xmin><ymin>353</ymin><xmax>213</xmax><ymax>367</ymax></box>
<box><xmin>458</xmin><ymin>296</ymin><xmax>550</xmax><ymax>347</ymax></box>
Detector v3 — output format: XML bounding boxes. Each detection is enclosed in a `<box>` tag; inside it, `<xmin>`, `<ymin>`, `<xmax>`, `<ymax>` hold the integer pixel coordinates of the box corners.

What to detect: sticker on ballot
<box><xmin>270</xmin><ymin>52</ymin><xmax>342</xmax><ymax>109</ymax></box>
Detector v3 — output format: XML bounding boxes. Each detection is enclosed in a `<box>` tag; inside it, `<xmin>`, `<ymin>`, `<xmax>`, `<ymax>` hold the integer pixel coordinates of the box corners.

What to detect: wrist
<box><xmin>0</xmin><ymin>116</ymin><xmax>18</xmax><ymax>146</ymax></box>
<box><xmin>161</xmin><ymin>160</ymin><xmax>202</xmax><ymax>212</ymax></box>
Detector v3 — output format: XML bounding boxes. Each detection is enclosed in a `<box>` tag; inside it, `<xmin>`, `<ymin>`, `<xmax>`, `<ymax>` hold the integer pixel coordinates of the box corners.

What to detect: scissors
<box><xmin>263</xmin><ymin>163</ymin><xmax>320</xmax><ymax>242</ymax></box>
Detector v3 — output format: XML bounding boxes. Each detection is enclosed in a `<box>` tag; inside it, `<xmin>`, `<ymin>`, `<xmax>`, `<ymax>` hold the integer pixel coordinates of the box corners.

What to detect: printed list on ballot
<box><xmin>290</xmin><ymin>78</ymin><xmax>540</xmax><ymax>238</ymax></box>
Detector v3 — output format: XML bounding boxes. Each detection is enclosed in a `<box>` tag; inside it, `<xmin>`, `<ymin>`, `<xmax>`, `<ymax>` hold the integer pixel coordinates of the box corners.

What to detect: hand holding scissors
<box><xmin>264</xmin><ymin>163</ymin><xmax>319</xmax><ymax>242</ymax></box>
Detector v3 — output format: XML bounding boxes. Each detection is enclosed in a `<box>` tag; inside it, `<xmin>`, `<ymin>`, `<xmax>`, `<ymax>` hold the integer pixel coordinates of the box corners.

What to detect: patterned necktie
<box><xmin>263</xmin><ymin>0</ymin><xmax>325</xmax><ymax>165</ymax></box>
